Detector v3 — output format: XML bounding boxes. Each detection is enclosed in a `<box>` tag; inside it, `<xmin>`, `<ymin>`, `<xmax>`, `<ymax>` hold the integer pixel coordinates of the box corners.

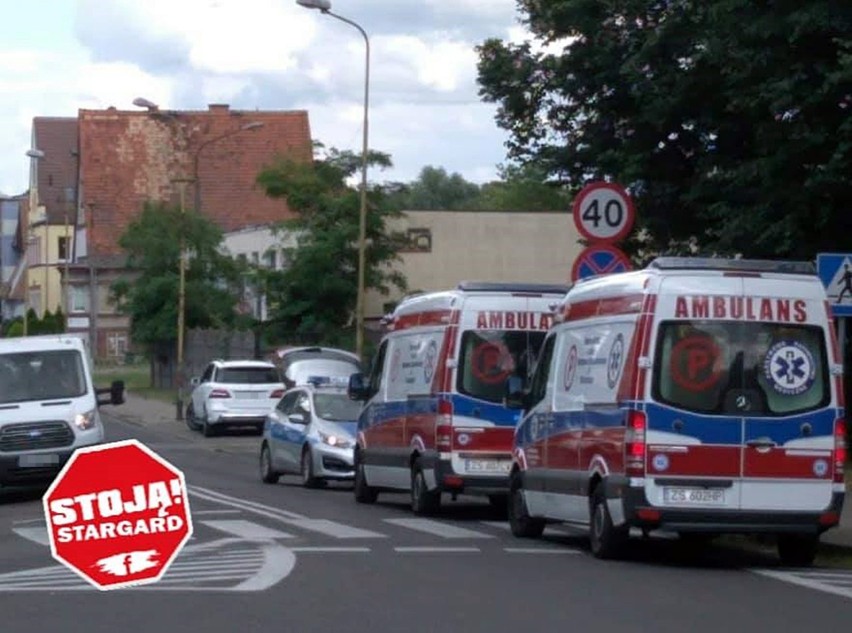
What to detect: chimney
<box><xmin>208</xmin><ymin>104</ymin><xmax>230</xmax><ymax>114</ymax></box>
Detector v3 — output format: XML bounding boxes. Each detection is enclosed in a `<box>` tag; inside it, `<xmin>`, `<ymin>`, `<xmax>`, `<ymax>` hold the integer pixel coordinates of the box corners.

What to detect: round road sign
<box><xmin>572</xmin><ymin>181</ymin><xmax>635</xmax><ymax>243</ymax></box>
<box><xmin>571</xmin><ymin>244</ymin><xmax>633</xmax><ymax>282</ymax></box>
<box><xmin>42</xmin><ymin>439</ymin><xmax>193</xmax><ymax>591</ymax></box>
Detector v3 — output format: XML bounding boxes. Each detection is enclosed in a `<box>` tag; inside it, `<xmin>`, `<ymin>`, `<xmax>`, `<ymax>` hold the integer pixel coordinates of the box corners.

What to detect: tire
<box><xmin>411</xmin><ymin>461</ymin><xmax>441</xmax><ymax>516</ymax></box>
<box><xmin>185</xmin><ymin>403</ymin><xmax>201</xmax><ymax>432</ymax></box>
<box><xmin>589</xmin><ymin>484</ymin><xmax>628</xmax><ymax>559</ymax></box>
<box><xmin>300</xmin><ymin>447</ymin><xmax>322</xmax><ymax>489</ymax></box>
<box><xmin>507</xmin><ymin>473</ymin><xmax>545</xmax><ymax>538</ymax></box>
<box><xmin>259</xmin><ymin>443</ymin><xmax>280</xmax><ymax>484</ymax></box>
<box><xmin>777</xmin><ymin>534</ymin><xmax>819</xmax><ymax>567</ymax></box>
<box><xmin>202</xmin><ymin>416</ymin><xmax>216</xmax><ymax>438</ymax></box>
<box><xmin>353</xmin><ymin>453</ymin><xmax>379</xmax><ymax>504</ymax></box>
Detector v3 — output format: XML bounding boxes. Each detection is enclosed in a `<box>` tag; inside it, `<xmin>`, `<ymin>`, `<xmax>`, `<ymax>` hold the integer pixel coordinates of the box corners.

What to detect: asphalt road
<box><xmin>1</xmin><ymin>412</ymin><xmax>851</xmax><ymax>633</ymax></box>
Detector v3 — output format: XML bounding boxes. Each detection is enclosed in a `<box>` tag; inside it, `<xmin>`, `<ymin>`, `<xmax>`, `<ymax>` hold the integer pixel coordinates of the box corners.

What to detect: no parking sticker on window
<box><xmin>563</xmin><ymin>345</ymin><xmax>579</xmax><ymax>391</ymax></box>
<box><xmin>423</xmin><ymin>339</ymin><xmax>438</xmax><ymax>383</ymax></box>
<box><xmin>763</xmin><ymin>340</ymin><xmax>816</xmax><ymax>396</ymax></box>
<box><xmin>607</xmin><ymin>334</ymin><xmax>625</xmax><ymax>389</ymax></box>
<box><xmin>670</xmin><ymin>335</ymin><xmax>722</xmax><ymax>392</ymax></box>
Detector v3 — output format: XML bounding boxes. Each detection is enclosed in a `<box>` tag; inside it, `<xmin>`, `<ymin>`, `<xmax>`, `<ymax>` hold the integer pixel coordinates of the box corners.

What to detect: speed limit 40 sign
<box><xmin>572</xmin><ymin>182</ymin><xmax>635</xmax><ymax>243</ymax></box>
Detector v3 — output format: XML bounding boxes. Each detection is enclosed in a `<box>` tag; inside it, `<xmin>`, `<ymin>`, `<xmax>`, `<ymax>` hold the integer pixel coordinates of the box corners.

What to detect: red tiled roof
<box><xmin>32</xmin><ymin>117</ymin><xmax>79</xmax><ymax>225</ymax></box>
<box><xmin>79</xmin><ymin>105</ymin><xmax>312</xmax><ymax>258</ymax></box>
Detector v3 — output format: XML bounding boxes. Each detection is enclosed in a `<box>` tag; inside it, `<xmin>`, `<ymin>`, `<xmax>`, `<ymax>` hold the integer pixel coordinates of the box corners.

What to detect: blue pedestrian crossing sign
<box><xmin>817</xmin><ymin>253</ymin><xmax>852</xmax><ymax>317</ymax></box>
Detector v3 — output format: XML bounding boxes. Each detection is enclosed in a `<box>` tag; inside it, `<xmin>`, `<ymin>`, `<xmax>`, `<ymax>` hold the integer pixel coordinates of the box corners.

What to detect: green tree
<box><xmin>256</xmin><ymin>143</ymin><xmax>408</xmax><ymax>349</ymax></box>
<box><xmin>111</xmin><ymin>201</ymin><xmax>243</xmax><ymax>348</ymax></box>
<box><xmin>405</xmin><ymin>166</ymin><xmax>482</xmax><ymax>211</ymax></box>
<box><xmin>474</xmin><ymin>162</ymin><xmax>572</xmax><ymax>211</ymax></box>
<box><xmin>476</xmin><ymin>1</ymin><xmax>852</xmax><ymax>260</ymax></box>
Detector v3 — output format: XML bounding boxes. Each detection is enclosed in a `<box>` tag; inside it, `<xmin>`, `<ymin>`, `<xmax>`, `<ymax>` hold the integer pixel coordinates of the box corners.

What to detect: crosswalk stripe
<box><xmin>12</xmin><ymin>527</ymin><xmax>50</xmax><ymax>546</ymax></box>
<box><xmin>384</xmin><ymin>518</ymin><xmax>495</xmax><ymax>539</ymax></box>
<box><xmin>200</xmin><ymin>520</ymin><xmax>295</xmax><ymax>540</ymax></box>
<box><xmin>285</xmin><ymin>519</ymin><xmax>386</xmax><ymax>539</ymax></box>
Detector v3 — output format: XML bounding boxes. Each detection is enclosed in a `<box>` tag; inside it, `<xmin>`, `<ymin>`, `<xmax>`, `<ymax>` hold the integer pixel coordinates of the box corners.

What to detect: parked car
<box><xmin>186</xmin><ymin>360</ymin><xmax>285</xmax><ymax>437</ymax></box>
<box><xmin>270</xmin><ymin>346</ymin><xmax>363</xmax><ymax>389</ymax></box>
<box><xmin>259</xmin><ymin>376</ymin><xmax>362</xmax><ymax>488</ymax></box>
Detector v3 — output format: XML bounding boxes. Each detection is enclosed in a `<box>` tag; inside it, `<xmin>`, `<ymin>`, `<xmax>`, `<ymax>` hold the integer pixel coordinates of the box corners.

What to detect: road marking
<box><xmin>751</xmin><ymin>569</ymin><xmax>852</xmax><ymax>601</ymax></box>
<box><xmin>289</xmin><ymin>547</ymin><xmax>371</xmax><ymax>553</ymax></box>
<box><xmin>503</xmin><ymin>548</ymin><xmax>582</xmax><ymax>554</ymax></box>
<box><xmin>12</xmin><ymin>527</ymin><xmax>50</xmax><ymax>546</ymax></box>
<box><xmin>384</xmin><ymin>518</ymin><xmax>496</xmax><ymax>539</ymax></box>
<box><xmin>11</xmin><ymin>518</ymin><xmax>43</xmax><ymax>525</ymax></box>
<box><xmin>200</xmin><ymin>520</ymin><xmax>295</xmax><ymax>540</ymax></box>
<box><xmin>286</xmin><ymin>519</ymin><xmax>385</xmax><ymax>539</ymax></box>
<box><xmin>188</xmin><ymin>485</ymin><xmax>306</xmax><ymax>519</ymax></box>
<box><xmin>193</xmin><ymin>510</ymin><xmax>242</xmax><ymax>515</ymax></box>
<box><xmin>394</xmin><ymin>546</ymin><xmax>481</xmax><ymax>553</ymax></box>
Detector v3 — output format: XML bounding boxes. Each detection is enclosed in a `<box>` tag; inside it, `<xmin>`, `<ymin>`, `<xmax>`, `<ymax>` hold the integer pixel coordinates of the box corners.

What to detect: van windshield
<box><xmin>457</xmin><ymin>330</ymin><xmax>547</xmax><ymax>403</ymax></box>
<box><xmin>0</xmin><ymin>349</ymin><xmax>87</xmax><ymax>404</ymax></box>
<box><xmin>652</xmin><ymin>320</ymin><xmax>829</xmax><ymax>416</ymax></box>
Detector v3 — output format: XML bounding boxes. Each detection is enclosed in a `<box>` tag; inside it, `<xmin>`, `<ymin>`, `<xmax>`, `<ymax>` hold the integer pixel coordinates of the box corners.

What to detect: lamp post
<box><xmin>297</xmin><ymin>0</ymin><xmax>370</xmax><ymax>360</ymax></box>
<box><xmin>24</xmin><ymin>148</ymin><xmax>46</xmax><ymax>335</ymax></box>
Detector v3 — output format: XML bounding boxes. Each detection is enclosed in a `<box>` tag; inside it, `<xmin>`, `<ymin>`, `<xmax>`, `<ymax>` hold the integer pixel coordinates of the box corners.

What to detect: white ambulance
<box><xmin>347</xmin><ymin>281</ymin><xmax>569</xmax><ymax>514</ymax></box>
<box><xmin>505</xmin><ymin>257</ymin><xmax>846</xmax><ymax>566</ymax></box>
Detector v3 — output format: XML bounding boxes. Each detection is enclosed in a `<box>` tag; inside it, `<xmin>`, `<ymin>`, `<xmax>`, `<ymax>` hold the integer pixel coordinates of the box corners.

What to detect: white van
<box><xmin>0</xmin><ymin>334</ymin><xmax>125</xmax><ymax>489</ymax></box>
<box><xmin>505</xmin><ymin>257</ymin><xmax>846</xmax><ymax>566</ymax></box>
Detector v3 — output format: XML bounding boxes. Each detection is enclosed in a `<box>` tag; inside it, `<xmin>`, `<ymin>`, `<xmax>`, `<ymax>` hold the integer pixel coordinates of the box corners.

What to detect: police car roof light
<box><xmin>647</xmin><ymin>257</ymin><xmax>816</xmax><ymax>276</ymax></box>
<box><xmin>456</xmin><ymin>281</ymin><xmax>571</xmax><ymax>295</ymax></box>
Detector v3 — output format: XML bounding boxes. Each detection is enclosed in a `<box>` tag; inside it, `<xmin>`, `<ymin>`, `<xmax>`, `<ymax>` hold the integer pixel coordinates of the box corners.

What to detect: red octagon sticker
<box><xmin>42</xmin><ymin>439</ymin><xmax>193</xmax><ymax>591</ymax></box>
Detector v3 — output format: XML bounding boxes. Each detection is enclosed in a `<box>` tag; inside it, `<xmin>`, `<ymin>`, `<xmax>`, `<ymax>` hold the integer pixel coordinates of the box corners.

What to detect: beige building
<box><xmin>364</xmin><ymin>210</ymin><xmax>585</xmax><ymax>322</ymax></box>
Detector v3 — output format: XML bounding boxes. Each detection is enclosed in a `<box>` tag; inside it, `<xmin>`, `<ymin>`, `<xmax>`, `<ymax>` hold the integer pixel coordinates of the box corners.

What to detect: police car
<box><xmin>259</xmin><ymin>376</ymin><xmax>363</xmax><ymax>488</ymax></box>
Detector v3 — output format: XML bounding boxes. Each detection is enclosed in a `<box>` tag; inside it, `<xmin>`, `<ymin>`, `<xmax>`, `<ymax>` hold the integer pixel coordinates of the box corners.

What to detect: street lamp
<box><xmin>297</xmin><ymin>0</ymin><xmax>371</xmax><ymax>360</ymax></box>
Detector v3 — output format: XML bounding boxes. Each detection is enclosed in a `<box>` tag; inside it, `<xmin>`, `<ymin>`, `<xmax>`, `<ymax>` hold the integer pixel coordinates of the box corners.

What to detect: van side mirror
<box><xmin>97</xmin><ymin>380</ymin><xmax>125</xmax><ymax>407</ymax></box>
<box><xmin>348</xmin><ymin>372</ymin><xmax>371</xmax><ymax>401</ymax></box>
<box><xmin>503</xmin><ymin>375</ymin><xmax>527</xmax><ymax>410</ymax></box>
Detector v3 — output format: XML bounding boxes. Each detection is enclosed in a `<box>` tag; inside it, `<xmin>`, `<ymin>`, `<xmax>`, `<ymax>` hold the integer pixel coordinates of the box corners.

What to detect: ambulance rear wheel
<box><xmin>777</xmin><ymin>534</ymin><xmax>819</xmax><ymax>567</ymax></box>
<box><xmin>411</xmin><ymin>462</ymin><xmax>441</xmax><ymax>516</ymax></box>
<box><xmin>589</xmin><ymin>485</ymin><xmax>627</xmax><ymax>559</ymax></box>
<box><xmin>508</xmin><ymin>473</ymin><xmax>545</xmax><ymax>538</ymax></box>
<box><xmin>353</xmin><ymin>453</ymin><xmax>379</xmax><ymax>504</ymax></box>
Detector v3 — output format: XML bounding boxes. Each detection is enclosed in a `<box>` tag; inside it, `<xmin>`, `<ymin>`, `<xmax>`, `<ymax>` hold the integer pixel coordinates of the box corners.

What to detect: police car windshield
<box><xmin>653</xmin><ymin>321</ymin><xmax>829</xmax><ymax>416</ymax></box>
<box><xmin>217</xmin><ymin>367</ymin><xmax>280</xmax><ymax>384</ymax></box>
<box><xmin>0</xmin><ymin>350</ymin><xmax>87</xmax><ymax>404</ymax></box>
<box><xmin>314</xmin><ymin>393</ymin><xmax>362</xmax><ymax>422</ymax></box>
<box><xmin>457</xmin><ymin>330</ymin><xmax>546</xmax><ymax>404</ymax></box>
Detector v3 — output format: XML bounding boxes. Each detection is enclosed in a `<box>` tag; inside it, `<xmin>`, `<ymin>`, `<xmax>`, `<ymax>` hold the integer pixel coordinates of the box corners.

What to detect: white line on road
<box><xmin>193</xmin><ymin>510</ymin><xmax>242</xmax><ymax>515</ymax></box>
<box><xmin>11</xmin><ymin>518</ymin><xmax>43</xmax><ymax>525</ymax></box>
<box><xmin>285</xmin><ymin>519</ymin><xmax>385</xmax><ymax>539</ymax></box>
<box><xmin>289</xmin><ymin>547</ymin><xmax>372</xmax><ymax>553</ymax></box>
<box><xmin>188</xmin><ymin>485</ymin><xmax>306</xmax><ymax>519</ymax></box>
<box><xmin>200</xmin><ymin>520</ymin><xmax>295</xmax><ymax>540</ymax></box>
<box><xmin>503</xmin><ymin>548</ymin><xmax>582</xmax><ymax>554</ymax></box>
<box><xmin>750</xmin><ymin>569</ymin><xmax>852</xmax><ymax>601</ymax></box>
<box><xmin>394</xmin><ymin>546</ymin><xmax>481</xmax><ymax>553</ymax></box>
<box><xmin>12</xmin><ymin>527</ymin><xmax>50</xmax><ymax>546</ymax></box>
<box><xmin>384</xmin><ymin>518</ymin><xmax>495</xmax><ymax>539</ymax></box>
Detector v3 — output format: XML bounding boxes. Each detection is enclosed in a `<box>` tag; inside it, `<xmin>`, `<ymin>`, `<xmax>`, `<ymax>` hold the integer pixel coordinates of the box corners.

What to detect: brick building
<box><xmin>61</xmin><ymin>103</ymin><xmax>312</xmax><ymax>359</ymax></box>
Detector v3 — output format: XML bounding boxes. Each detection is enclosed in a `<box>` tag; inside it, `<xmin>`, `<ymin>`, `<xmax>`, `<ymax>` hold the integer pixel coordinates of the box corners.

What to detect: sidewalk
<box><xmin>109</xmin><ymin>392</ymin><xmax>852</xmax><ymax>548</ymax></box>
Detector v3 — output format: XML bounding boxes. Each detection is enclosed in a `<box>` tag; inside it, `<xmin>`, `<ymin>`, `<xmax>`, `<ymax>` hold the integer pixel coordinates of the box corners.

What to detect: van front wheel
<box><xmin>589</xmin><ymin>485</ymin><xmax>627</xmax><ymax>559</ymax></box>
<box><xmin>777</xmin><ymin>534</ymin><xmax>819</xmax><ymax>567</ymax></box>
<box><xmin>353</xmin><ymin>454</ymin><xmax>379</xmax><ymax>504</ymax></box>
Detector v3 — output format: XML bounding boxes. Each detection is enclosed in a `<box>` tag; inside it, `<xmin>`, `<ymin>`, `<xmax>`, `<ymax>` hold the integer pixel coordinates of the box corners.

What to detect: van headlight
<box><xmin>74</xmin><ymin>410</ymin><xmax>97</xmax><ymax>430</ymax></box>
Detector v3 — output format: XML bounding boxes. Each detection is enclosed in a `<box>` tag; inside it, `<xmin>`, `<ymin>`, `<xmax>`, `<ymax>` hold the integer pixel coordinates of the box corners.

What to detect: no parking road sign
<box><xmin>571</xmin><ymin>244</ymin><xmax>632</xmax><ymax>282</ymax></box>
<box><xmin>42</xmin><ymin>439</ymin><xmax>193</xmax><ymax>591</ymax></box>
<box><xmin>817</xmin><ymin>252</ymin><xmax>852</xmax><ymax>317</ymax></box>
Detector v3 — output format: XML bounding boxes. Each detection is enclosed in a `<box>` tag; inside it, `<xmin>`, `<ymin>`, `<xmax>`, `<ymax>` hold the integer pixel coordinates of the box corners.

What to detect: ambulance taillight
<box><xmin>436</xmin><ymin>399</ymin><xmax>453</xmax><ymax>450</ymax></box>
<box><xmin>834</xmin><ymin>418</ymin><xmax>847</xmax><ymax>484</ymax></box>
<box><xmin>625</xmin><ymin>411</ymin><xmax>647</xmax><ymax>476</ymax></box>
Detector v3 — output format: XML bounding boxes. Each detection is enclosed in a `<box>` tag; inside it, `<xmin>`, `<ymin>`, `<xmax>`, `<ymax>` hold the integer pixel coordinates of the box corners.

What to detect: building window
<box><xmin>263</xmin><ymin>249</ymin><xmax>276</xmax><ymax>269</ymax></box>
<box><xmin>401</xmin><ymin>228</ymin><xmax>432</xmax><ymax>253</ymax></box>
<box><xmin>251</xmin><ymin>252</ymin><xmax>259</xmax><ymax>265</ymax></box>
<box><xmin>58</xmin><ymin>236</ymin><xmax>70</xmax><ymax>260</ymax></box>
<box><xmin>71</xmin><ymin>285</ymin><xmax>90</xmax><ymax>313</ymax></box>
<box><xmin>107</xmin><ymin>333</ymin><xmax>128</xmax><ymax>358</ymax></box>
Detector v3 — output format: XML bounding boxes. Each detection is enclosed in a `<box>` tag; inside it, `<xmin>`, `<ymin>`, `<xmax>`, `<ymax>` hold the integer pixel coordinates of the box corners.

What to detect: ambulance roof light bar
<box><xmin>456</xmin><ymin>281</ymin><xmax>571</xmax><ymax>295</ymax></box>
<box><xmin>647</xmin><ymin>257</ymin><xmax>816</xmax><ymax>276</ymax></box>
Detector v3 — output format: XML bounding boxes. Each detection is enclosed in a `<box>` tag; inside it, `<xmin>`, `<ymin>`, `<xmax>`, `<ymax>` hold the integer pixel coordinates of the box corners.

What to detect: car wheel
<box><xmin>202</xmin><ymin>415</ymin><xmax>216</xmax><ymax>438</ymax></box>
<box><xmin>185</xmin><ymin>403</ymin><xmax>200</xmax><ymax>432</ymax></box>
<box><xmin>411</xmin><ymin>460</ymin><xmax>440</xmax><ymax>516</ymax></box>
<box><xmin>300</xmin><ymin>447</ymin><xmax>321</xmax><ymax>489</ymax></box>
<box><xmin>507</xmin><ymin>472</ymin><xmax>545</xmax><ymax>538</ymax></box>
<box><xmin>777</xmin><ymin>534</ymin><xmax>819</xmax><ymax>567</ymax></box>
<box><xmin>260</xmin><ymin>443</ymin><xmax>280</xmax><ymax>484</ymax></box>
<box><xmin>353</xmin><ymin>453</ymin><xmax>379</xmax><ymax>504</ymax></box>
<box><xmin>589</xmin><ymin>484</ymin><xmax>628</xmax><ymax>559</ymax></box>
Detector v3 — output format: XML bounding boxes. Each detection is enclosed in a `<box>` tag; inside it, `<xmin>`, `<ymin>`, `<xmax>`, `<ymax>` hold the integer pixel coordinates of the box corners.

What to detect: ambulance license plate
<box><xmin>465</xmin><ymin>459</ymin><xmax>512</xmax><ymax>474</ymax></box>
<box><xmin>664</xmin><ymin>487</ymin><xmax>725</xmax><ymax>505</ymax></box>
<box><xmin>18</xmin><ymin>453</ymin><xmax>60</xmax><ymax>468</ymax></box>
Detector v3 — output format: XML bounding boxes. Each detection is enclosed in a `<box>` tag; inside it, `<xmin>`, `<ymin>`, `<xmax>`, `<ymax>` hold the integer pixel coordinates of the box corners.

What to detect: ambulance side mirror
<box><xmin>348</xmin><ymin>372</ymin><xmax>371</xmax><ymax>401</ymax></box>
<box><xmin>503</xmin><ymin>375</ymin><xmax>527</xmax><ymax>410</ymax></box>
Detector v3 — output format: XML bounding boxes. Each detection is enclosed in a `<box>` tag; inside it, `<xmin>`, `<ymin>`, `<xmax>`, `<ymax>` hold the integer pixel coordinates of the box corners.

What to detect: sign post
<box><xmin>570</xmin><ymin>181</ymin><xmax>636</xmax><ymax>282</ymax></box>
<box><xmin>42</xmin><ymin>439</ymin><xmax>193</xmax><ymax>591</ymax></box>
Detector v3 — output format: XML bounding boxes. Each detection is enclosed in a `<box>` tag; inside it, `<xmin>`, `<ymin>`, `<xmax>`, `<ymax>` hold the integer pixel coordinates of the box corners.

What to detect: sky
<box><xmin>0</xmin><ymin>0</ymin><xmax>533</xmax><ymax>197</ymax></box>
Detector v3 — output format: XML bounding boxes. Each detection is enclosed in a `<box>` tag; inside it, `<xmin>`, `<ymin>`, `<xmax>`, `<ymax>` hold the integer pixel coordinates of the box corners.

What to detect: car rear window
<box><xmin>652</xmin><ymin>320</ymin><xmax>830</xmax><ymax>416</ymax></box>
<box><xmin>457</xmin><ymin>330</ymin><xmax>546</xmax><ymax>404</ymax></box>
<box><xmin>217</xmin><ymin>367</ymin><xmax>280</xmax><ymax>384</ymax></box>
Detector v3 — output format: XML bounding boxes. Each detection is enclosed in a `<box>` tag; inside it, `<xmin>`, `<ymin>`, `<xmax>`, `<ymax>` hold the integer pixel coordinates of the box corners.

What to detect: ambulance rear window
<box><xmin>457</xmin><ymin>330</ymin><xmax>546</xmax><ymax>403</ymax></box>
<box><xmin>652</xmin><ymin>321</ymin><xmax>830</xmax><ymax>416</ymax></box>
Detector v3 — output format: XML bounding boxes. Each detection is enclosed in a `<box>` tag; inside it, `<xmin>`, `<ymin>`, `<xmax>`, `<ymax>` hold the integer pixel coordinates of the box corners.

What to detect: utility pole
<box><xmin>174</xmin><ymin>179</ymin><xmax>191</xmax><ymax>421</ymax></box>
